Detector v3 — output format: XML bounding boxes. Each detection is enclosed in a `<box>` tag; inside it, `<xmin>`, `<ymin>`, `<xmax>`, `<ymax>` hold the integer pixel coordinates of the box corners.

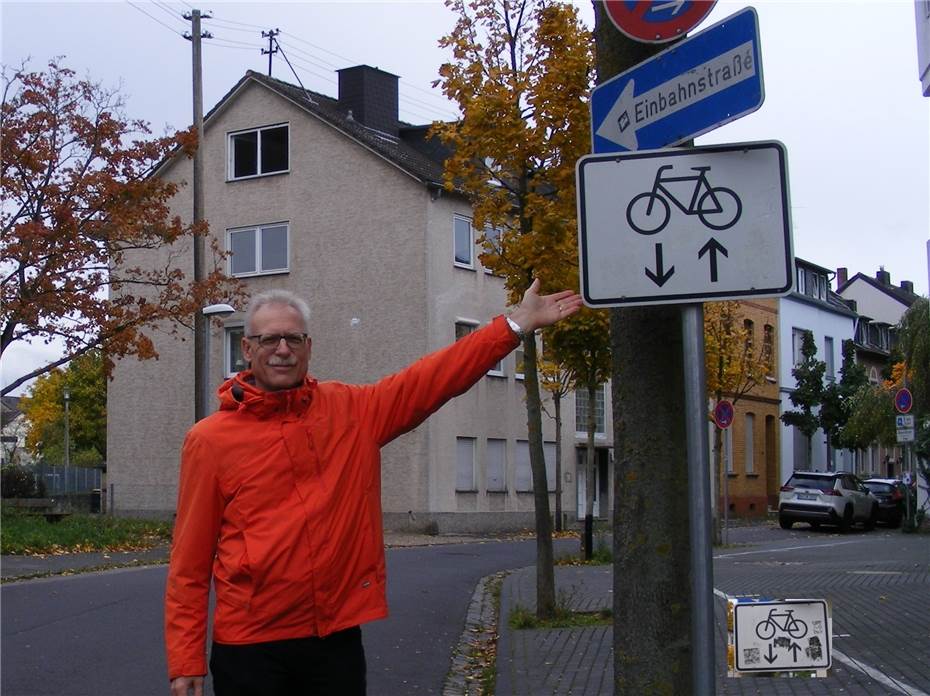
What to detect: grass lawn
<box><xmin>0</xmin><ymin>510</ymin><xmax>173</xmax><ymax>555</ymax></box>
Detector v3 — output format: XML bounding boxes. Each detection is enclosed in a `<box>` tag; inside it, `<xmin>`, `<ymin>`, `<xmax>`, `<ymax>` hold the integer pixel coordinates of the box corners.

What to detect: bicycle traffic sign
<box><xmin>732</xmin><ymin>599</ymin><xmax>831</xmax><ymax>673</ymax></box>
<box><xmin>602</xmin><ymin>0</ymin><xmax>717</xmax><ymax>44</ymax></box>
<box><xmin>576</xmin><ymin>140</ymin><xmax>793</xmax><ymax>307</ymax></box>
<box><xmin>592</xmin><ymin>7</ymin><xmax>763</xmax><ymax>153</ymax></box>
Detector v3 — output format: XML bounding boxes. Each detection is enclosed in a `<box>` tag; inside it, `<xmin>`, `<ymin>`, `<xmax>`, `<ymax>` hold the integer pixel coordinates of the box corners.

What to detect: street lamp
<box><xmin>200</xmin><ymin>303</ymin><xmax>238</xmax><ymax>420</ymax></box>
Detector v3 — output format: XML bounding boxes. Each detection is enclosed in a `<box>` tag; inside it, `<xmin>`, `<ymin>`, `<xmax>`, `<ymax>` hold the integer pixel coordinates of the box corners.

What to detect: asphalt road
<box><xmin>2</xmin><ymin>526</ymin><xmax>927</xmax><ymax>696</ymax></box>
<box><xmin>0</xmin><ymin>537</ymin><xmax>575</xmax><ymax>696</ymax></box>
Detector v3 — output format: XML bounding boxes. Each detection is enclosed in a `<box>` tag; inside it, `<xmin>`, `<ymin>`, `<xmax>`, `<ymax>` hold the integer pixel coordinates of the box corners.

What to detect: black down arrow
<box><xmin>645</xmin><ymin>243</ymin><xmax>675</xmax><ymax>287</ymax></box>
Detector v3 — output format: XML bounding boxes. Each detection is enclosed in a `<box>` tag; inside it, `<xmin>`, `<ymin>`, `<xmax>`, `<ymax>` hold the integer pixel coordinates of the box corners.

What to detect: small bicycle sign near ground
<box><xmin>731</xmin><ymin>599</ymin><xmax>831</xmax><ymax>673</ymax></box>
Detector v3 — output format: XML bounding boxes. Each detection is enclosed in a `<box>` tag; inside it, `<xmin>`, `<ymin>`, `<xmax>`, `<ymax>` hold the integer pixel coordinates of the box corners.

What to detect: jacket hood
<box><xmin>217</xmin><ymin>370</ymin><xmax>317</xmax><ymax>418</ymax></box>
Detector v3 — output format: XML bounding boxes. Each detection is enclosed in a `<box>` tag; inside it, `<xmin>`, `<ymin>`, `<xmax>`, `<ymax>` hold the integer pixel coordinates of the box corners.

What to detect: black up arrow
<box><xmin>698</xmin><ymin>237</ymin><xmax>728</xmax><ymax>282</ymax></box>
<box><xmin>764</xmin><ymin>644</ymin><xmax>778</xmax><ymax>664</ymax></box>
<box><xmin>788</xmin><ymin>642</ymin><xmax>802</xmax><ymax>661</ymax></box>
<box><xmin>645</xmin><ymin>243</ymin><xmax>674</xmax><ymax>287</ymax></box>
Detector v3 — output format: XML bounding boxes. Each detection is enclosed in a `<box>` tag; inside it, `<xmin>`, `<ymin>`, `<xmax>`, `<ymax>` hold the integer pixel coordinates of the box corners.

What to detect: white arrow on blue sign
<box><xmin>591</xmin><ymin>6</ymin><xmax>764</xmax><ymax>153</ymax></box>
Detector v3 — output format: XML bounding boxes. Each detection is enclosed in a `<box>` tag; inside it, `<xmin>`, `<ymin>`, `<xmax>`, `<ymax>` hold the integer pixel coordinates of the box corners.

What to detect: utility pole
<box><xmin>262</xmin><ymin>29</ymin><xmax>280</xmax><ymax>76</ymax></box>
<box><xmin>183</xmin><ymin>9</ymin><xmax>212</xmax><ymax>422</ymax></box>
<box><xmin>592</xmin><ymin>4</ymin><xmax>696</xmax><ymax>693</ymax></box>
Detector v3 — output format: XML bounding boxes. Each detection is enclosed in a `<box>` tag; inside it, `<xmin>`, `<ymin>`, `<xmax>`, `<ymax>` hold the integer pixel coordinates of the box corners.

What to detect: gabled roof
<box><xmin>201</xmin><ymin>71</ymin><xmax>448</xmax><ymax>188</ymax></box>
<box><xmin>1</xmin><ymin>396</ymin><xmax>23</xmax><ymax>428</ymax></box>
<box><xmin>837</xmin><ymin>272</ymin><xmax>920</xmax><ymax>308</ymax></box>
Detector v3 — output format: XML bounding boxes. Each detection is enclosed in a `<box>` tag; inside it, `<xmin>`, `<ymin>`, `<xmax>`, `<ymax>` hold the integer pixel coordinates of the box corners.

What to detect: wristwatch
<box><xmin>506</xmin><ymin>316</ymin><xmax>526</xmax><ymax>340</ymax></box>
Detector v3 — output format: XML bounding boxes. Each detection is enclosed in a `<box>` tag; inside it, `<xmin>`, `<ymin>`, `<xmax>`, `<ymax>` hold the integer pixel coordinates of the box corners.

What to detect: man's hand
<box><xmin>508</xmin><ymin>278</ymin><xmax>583</xmax><ymax>334</ymax></box>
<box><xmin>170</xmin><ymin>676</ymin><xmax>204</xmax><ymax>696</ymax></box>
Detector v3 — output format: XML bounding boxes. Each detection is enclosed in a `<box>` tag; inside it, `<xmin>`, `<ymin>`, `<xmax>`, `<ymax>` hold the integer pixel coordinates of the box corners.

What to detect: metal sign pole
<box><xmin>682</xmin><ymin>303</ymin><xmax>715</xmax><ymax>693</ymax></box>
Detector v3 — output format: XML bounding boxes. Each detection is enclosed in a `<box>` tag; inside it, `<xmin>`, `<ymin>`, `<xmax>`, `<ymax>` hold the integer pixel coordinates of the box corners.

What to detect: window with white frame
<box><xmin>456</xmin><ymin>437</ymin><xmax>476</xmax><ymax>491</ymax></box>
<box><xmin>575</xmin><ymin>385</ymin><xmax>606</xmax><ymax>436</ymax></box>
<box><xmin>514</xmin><ymin>347</ymin><xmax>525</xmax><ymax>380</ymax></box>
<box><xmin>453</xmin><ymin>215</ymin><xmax>474</xmax><ymax>268</ymax></box>
<box><xmin>791</xmin><ymin>328</ymin><xmax>807</xmax><ymax>367</ymax></box>
<box><xmin>228</xmin><ymin>223</ymin><xmax>289</xmax><ymax>277</ymax></box>
<box><xmin>225</xmin><ymin>327</ymin><xmax>247</xmax><ymax>376</ymax></box>
<box><xmin>515</xmin><ymin>440</ymin><xmax>532</xmax><ymax>492</ymax></box>
<box><xmin>824</xmin><ymin>336</ymin><xmax>835</xmax><ymax>382</ymax></box>
<box><xmin>744</xmin><ymin>413</ymin><xmax>755</xmax><ymax>474</ymax></box>
<box><xmin>544</xmin><ymin>441</ymin><xmax>556</xmax><ymax>492</ymax></box>
<box><xmin>455</xmin><ymin>320</ymin><xmax>476</xmax><ymax>341</ymax></box>
<box><xmin>228</xmin><ymin>124</ymin><xmax>289</xmax><ymax>180</ymax></box>
<box><xmin>486</xmin><ymin>438</ymin><xmax>506</xmax><ymax>492</ymax></box>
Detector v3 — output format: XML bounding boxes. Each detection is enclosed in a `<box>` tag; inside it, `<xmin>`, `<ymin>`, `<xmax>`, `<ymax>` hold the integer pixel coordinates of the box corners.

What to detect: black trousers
<box><xmin>210</xmin><ymin>626</ymin><xmax>366</xmax><ymax>696</ymax></box>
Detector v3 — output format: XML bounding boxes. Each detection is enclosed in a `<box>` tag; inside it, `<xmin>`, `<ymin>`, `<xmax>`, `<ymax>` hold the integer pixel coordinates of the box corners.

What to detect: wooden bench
<box><xmin>3</xmin><ymin>498</ymin><xmax>72</xmax><ymax>523</ymax></box>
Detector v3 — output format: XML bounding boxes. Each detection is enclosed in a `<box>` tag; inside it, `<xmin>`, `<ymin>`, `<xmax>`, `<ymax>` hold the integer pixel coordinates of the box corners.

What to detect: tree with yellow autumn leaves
<box><xmin>703</xmin><ymin>301</ymin><xmax>770</xmax><ymax>543</ymax></box>
<box><xmin>432</xmin><ymin>0</ymin><xmax>592</xmax><ymax>617</ymax></box>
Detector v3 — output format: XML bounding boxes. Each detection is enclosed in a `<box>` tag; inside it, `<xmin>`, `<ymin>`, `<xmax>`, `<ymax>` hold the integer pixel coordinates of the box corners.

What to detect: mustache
<box><xmin>267</xmin><ymin>357</ymin><xmax>298</xmax><ymax>367</ymax></box>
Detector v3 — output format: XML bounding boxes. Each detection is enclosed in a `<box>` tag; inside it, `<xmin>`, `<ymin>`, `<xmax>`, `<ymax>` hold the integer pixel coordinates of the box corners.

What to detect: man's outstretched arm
<box><xmin>362</xmin><ymin>279</ymin><xmax>583</xmax><ymax>446</ymax></box>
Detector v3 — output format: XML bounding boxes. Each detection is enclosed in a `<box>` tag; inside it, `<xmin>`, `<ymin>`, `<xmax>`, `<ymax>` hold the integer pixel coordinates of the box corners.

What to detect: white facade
<box><xmin>777</xmin><ymin>288</ymin><xmax>856</xmax><ymax>482</ymax></box>
<box><xmin>838</xmin><ymin>278</ymin><xmax>911</xmax><ymax>325</ymax></box>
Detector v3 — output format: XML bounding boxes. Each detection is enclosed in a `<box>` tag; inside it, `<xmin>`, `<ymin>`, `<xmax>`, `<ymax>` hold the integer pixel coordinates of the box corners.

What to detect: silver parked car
<box><xmin>778</xmin><ymin>471</ymin><xmax>878</xmax><ymax>531</ymax></box>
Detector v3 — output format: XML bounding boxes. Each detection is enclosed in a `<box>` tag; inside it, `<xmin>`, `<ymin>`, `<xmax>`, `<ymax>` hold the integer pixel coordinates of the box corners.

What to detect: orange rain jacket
<box><xmin>164</xmin><ymin>315</ymin><xmax>519</xmax><ymax>679</ymax></box>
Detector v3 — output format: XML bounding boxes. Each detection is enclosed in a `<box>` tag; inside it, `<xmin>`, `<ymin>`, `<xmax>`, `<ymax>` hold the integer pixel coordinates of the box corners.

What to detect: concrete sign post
<box><xmin>577</xmin><ymin>140</ymin><xmax>793</xmax><ymax>307</ymax></box>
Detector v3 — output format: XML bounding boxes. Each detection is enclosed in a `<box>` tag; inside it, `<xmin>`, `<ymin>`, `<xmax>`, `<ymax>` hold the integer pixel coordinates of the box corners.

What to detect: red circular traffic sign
<box><xmin>603</xmin><ymin>0</ymin><xmax>717</xmax><ymax>44</ymax></box>
<box><xmin>713</xmin><ymin>399</ymin><xmax>734</xmax><ymax>429</ymax></box>
<box><xmin>894</xmin><ymin>388</ymin><xmax>913</xmax><ymax>414</ymax></box>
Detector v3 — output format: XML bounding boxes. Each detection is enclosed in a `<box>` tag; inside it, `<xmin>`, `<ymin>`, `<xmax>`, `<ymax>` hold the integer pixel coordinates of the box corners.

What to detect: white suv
<box><xmin>778</xmin><ymin>471</ymin><xmax>877</xmax><ymax>531</ymax></box>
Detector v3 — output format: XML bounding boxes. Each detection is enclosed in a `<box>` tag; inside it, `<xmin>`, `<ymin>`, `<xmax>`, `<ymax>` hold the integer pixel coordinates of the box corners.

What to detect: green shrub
<box><xmin>1</xmin><ymin>465</ymin><xmax>46</xmax><ymax>499</ymax></box>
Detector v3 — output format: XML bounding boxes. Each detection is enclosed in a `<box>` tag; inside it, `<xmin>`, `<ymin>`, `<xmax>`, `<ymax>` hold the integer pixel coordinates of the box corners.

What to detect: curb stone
<box><xmin>443</xmin><ymin>569</ymin><xmax>508</xmax><ymax>696</ymax></box>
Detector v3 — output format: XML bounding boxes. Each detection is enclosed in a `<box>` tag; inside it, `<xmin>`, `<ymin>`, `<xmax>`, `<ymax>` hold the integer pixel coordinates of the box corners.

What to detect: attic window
<box><xmin>228</xmin><ymin>124</ymin><xmax>289</xmax><ymax>180</ymax></box>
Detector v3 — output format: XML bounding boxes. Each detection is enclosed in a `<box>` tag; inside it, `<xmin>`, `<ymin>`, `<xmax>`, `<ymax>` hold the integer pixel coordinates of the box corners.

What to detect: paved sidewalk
<box><xmin>494</xmin><ymin>560</ymin><xmax>930</xmax><ymax>696</ymax></box>
<box><xmin>0</xmin><ymin>544</ymin><xmax>171</xmax><ymax>581</ymax></box>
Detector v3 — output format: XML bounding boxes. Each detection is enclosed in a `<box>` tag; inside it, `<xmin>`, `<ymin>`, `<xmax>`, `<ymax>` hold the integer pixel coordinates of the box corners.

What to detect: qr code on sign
<box><xmin>743</xmin><ymin>648</ymin><xmax>760</xmax><ymax>665</ymax></box>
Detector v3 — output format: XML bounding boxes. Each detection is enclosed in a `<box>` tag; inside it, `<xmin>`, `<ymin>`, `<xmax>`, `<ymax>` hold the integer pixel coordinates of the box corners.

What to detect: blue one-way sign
<box><xmin>591</xmin><ymin>6</ymin><xmax>763</xmax><ymax>153</ymax></box>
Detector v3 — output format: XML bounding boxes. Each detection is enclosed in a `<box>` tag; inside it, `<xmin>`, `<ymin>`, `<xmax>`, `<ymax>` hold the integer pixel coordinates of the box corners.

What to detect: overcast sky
<box><xmin>2</xmin><ymin>0</ymin><xmax>929</xmax><ymax>394</ymax></box>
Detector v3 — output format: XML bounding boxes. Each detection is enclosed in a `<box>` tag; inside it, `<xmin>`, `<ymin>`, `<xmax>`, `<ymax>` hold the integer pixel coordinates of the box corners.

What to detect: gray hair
<box><xmin>244</xmin><ymin>290</ymin><xmax>311</xmax><ymax>334</ymax></box>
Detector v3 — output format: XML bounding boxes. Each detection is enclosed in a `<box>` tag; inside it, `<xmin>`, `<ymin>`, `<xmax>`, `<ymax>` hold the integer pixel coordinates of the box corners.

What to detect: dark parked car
<box><xmin>862</xmin><ymin>478</ymin><xmax>907</xmax><ymax>528</ymax></box>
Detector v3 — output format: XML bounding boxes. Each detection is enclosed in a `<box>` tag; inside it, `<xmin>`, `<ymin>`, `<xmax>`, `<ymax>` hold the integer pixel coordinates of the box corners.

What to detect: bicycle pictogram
<box><xmin>754</xmin><ymin>608</ymin><xmax>808</xmax><ymax>641</ymax></box>
<box><xmin>626</xmin><ymin>164</ymin><xmax>742</xmax><ymax>235</ymax></box>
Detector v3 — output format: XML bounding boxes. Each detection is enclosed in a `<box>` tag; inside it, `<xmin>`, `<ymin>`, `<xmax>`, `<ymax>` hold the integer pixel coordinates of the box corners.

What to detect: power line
<box><xmin>125</xmin><ymin>0</ymin><xmax>184</xmax><ymax>36</ymax></box>
<box><xmin>149</xmin><ymin>0</ymin><xmax>188</xmax><ymax>24</ymax></box>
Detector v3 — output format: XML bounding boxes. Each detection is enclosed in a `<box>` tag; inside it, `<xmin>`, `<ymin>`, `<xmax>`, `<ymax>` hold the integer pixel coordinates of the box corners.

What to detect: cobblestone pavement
<box><xmin>494</xmin><ymin>527</ymin><xmax>930</xmax><ymax>695</ymax></box>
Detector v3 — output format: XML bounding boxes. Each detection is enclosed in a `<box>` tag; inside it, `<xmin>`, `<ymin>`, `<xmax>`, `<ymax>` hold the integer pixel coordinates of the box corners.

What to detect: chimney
<box><xmin>876</xmin><ymin>267</ymin><xmax>891</xmax><ymax>285</ymax></box>
<box><xmin>900</xmin><ymin>280</ymin><xmax>914</xmax><ymax>294</ymax></box>
<box><xmin>836</xmin><ymin>267</ymin><xmax>848</xmax><ymax>289</ymax></box>
<box><xmin>337</xmin><ymin>65</ymin><xmax>399</xmax><ymax>136</ymax></box>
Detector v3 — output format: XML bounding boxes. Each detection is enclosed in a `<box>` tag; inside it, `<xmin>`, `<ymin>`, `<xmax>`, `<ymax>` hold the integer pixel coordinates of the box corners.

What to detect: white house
<box><xmin>777</xmin><ymin>258</ymin><xmax>856</xmax><ymax>481</ymax></box>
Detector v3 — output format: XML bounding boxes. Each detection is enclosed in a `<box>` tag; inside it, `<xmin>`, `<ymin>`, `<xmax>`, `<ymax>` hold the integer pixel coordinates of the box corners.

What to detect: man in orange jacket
<box><xmin>166</xmin><ymin>279</ymin><xmax>582</xmax><ymax>696</ymax></box>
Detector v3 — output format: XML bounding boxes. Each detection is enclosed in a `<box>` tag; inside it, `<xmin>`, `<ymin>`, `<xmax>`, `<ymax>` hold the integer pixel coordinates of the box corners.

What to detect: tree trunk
<box><xmin>610</xmin><ymin>306</ymin><xmax>692</xmax><ymax>694</ymax></box>
<box><xmin>596</xmin><ymin>8</ymin><xmax>692</xmax><ymax>691</ymax></box>
<box><xmin>522</xmin><ymin>334</ymin><xmax>556</xmax><ymax>619</ymax></box>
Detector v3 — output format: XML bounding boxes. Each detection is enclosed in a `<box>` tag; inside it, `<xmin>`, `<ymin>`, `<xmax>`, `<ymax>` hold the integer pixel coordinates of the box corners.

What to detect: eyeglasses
<box><xmin>247</xmin><ymin>333</ymin><xmax>308</xmax><ymax>349</ymax></box>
